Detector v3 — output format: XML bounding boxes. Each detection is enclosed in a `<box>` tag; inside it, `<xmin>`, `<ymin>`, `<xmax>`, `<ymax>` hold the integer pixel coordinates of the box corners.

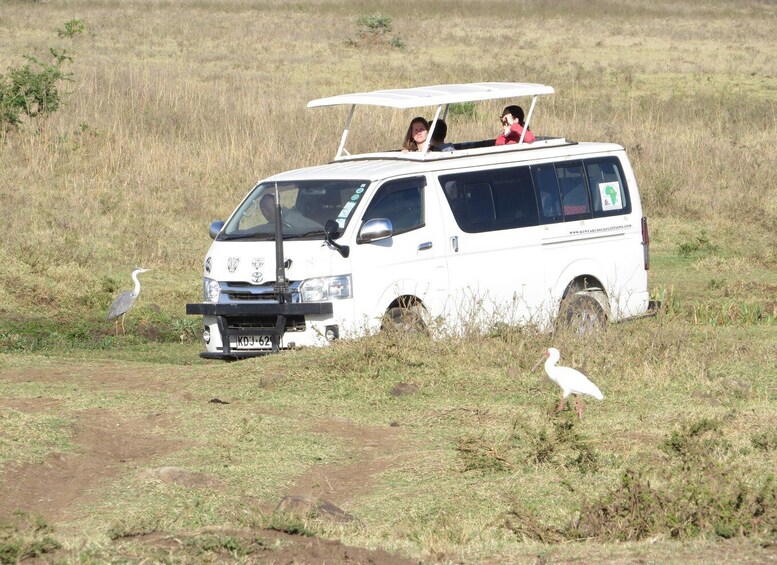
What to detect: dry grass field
<box><xmin>1</xmin><ymin>0</ymin><xmax>776</xmax><ymax>563</ymax></box>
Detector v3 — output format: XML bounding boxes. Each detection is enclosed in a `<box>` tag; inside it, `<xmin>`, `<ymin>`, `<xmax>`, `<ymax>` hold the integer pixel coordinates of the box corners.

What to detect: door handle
<box><xmin>450</xmin><ymin>236</ymin><xmax>459</xmax><ymax>252</ymax></box>
<box><xmin>418</xmin><ymin>241</ymin><xmax>433</xmax><ymax>251</ymax></box>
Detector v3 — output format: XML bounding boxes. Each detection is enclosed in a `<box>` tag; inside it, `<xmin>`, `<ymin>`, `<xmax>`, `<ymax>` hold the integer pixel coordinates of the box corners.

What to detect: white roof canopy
<box><xmin>307</xmin><ymin>82</ymin><xmax>556</xmax><ymax>160</ymax></box>
<box><xmin>307</xmin><ymin>82</ymin><xmax>554</xmax><ymax>109</ymax></box>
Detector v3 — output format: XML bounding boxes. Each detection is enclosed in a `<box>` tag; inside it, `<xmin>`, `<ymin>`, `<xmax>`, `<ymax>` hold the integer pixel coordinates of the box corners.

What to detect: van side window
<box><xmin>585</xmin><ymin>157</ymin><xmax>631</xmax><ymax>217</ymax></box>
<box><xmin>556</xmin><ymin>161</ymin><xmax>592</xmax><ymax>220</ymax></box>
<box><xmin>362</xmin><ymin>176</ymin><xmax>425</xmax><ymax>235</ymax></box>
<box><xmin>531</xmin><ymin>163</ymin><xmax>563</xmax><ymax>224</ymax></box>
<box><xmin>440</xmin><ymin>167</ymin><xmax>539</xmax><ymax>233</ymax></box>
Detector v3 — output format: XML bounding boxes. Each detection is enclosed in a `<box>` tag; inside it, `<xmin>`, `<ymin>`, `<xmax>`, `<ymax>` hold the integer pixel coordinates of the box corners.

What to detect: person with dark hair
<box><xmin>402</xmin><ymin>116</ymin><xmax>430</xmax><ymax>151</ymax></box>
<box><xmin>496</xmin><ymin>104</ymin><xmax>535</xmax><ymax>145</ymax></box>
<box><xmin>429</xmin><ymin>119</ymin><xmax>455</xmax><ymax>152</ymax></box>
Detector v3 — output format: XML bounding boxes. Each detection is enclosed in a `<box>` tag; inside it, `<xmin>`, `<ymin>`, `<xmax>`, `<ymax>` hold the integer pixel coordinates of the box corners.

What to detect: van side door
<box><xmin>438</xmin><ymin>165</ymin><xmax>545</xmax><ymax>328</ymax></box>
<box><xmin>349</xmin><ymin>176</ymin><xmax>449</xmax><ymax>326</ymax></box>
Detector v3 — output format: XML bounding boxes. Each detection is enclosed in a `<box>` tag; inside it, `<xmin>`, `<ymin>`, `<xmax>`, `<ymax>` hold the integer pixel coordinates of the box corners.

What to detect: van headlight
<box><xmin>300</xmin><ymin>275</ymin><xmax>352</xmax><ymax>302</ymax></box>
<box><xmin>203</xmin><ymin>277</ymin><xmax>221</xmax><ymax>302</ymax></box>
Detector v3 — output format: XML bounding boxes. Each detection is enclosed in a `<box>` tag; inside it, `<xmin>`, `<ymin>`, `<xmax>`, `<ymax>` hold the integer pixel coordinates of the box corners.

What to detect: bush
<box><xmin>349</xmin><ymin>14</ymin><xmax>404</xmax><ymax>50</ymax></box>
<box><xmin>356</xmin><ymin>14</ymin><xmax>392</xmax><ymax>36</ymax></box>
<box><xmin>0</xmin><ymin>48</ymin><xmax>72</xmax><ymax>133</ymax></box>
<box><xmin>56</xmin><ymin>19</ymin><xmax>85</xmax><ymax>39</ymax></box>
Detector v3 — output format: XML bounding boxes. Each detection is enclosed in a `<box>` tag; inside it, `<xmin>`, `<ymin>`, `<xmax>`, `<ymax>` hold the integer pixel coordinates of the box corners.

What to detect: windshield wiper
<box><xmin>283</xmin><ymin>230</ymin><xmax>327</xmax><ymax>239</ymax></box>
<box><xmin>220</xmin><ymin>232</ymin><xmax>274</xmax><ymax>241</ymax></box>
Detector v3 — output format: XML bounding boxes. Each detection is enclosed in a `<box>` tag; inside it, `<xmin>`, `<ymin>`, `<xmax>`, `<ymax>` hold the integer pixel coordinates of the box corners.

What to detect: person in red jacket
<box><xmin>496</xmin><ymin>105</ymin><xmax>535</xmax><ymax>145</ymax></box>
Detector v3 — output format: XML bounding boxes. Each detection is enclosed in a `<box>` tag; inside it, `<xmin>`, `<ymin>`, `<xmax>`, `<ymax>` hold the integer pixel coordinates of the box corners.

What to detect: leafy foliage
<box><xmin>56</xmin><ymin>19</ymin><xmax>85</xmax><ymax>39</ymax></box>
<box><xmin>356</xmin><ymin>14</ymin><xmax>393</xmax><ymax>35</ymax></box>
<box><xmin>348</xmin><ymin>13</ymin><xmax>404</xmax><ymax>49</ymax></box>
<box><xmin>448</xmin><ymin>102</ymin><xmax>477</xmax><ymax>119</ymax></box>
<box><xmin>676</xmin><ymin>230</ymin><xmax>718</xmax><ymax>257</ymax></box>
<box><xmin>0</xmin><ymin>48</ymin><xmax>72</xmax><ymax>132</ymax></box>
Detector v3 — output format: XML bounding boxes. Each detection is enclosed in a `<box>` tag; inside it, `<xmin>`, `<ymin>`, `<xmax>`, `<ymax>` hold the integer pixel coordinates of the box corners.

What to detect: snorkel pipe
<box><xmin>272</xmin><ymin>183</ymin><xmax>289</xmax><ymax>352</ymax></box>
<box><xmin>273</xmin><ymin>182</ymin><xmax>289</xmax><ymax>301</ymax></box>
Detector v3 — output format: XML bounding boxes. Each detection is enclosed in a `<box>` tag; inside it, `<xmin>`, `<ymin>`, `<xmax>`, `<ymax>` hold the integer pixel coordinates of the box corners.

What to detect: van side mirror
<box><xmin>324</xmin><ymin>219</ymin><xmax>350</xmax><ymax>258</ymax></box>
<box><xmin>209</xmin><ymin>220</ymin><xmax>225</xmax><ymax>240</ymax></box>
<box><xmin>358</xmin><ymin>218</ymin><xmax>393</xmax><ymax>243</ymax></box>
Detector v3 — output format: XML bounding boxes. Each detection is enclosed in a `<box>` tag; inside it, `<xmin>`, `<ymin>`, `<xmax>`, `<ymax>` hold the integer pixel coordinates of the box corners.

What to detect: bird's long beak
<box><xmin>531</xmin><ymin>355</ymin><xmax>544</xmax><ymax>372</ymax></box>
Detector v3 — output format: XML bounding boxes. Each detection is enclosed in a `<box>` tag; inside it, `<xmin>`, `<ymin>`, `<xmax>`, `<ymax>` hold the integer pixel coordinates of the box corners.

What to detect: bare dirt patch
<box><xmin>0</xmin><ymin>364</ymin><xmax>418</xmax><ymax>563</ymax></box>
<box><xmin>0</xmin><ymin>404</ymin><xmax>185</xmax><ymax>523</ymax></box>
<box><xmin>278</xmin><ymin>418</ymin><xmax>415</xmax><ymax>511</ymax></box>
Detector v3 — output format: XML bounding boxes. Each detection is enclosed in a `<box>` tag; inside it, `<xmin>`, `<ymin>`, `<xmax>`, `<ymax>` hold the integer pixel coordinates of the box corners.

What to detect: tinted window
<box><xmin>362</xmin><ymin>176</ymin><xmax>425</xmax><ymax>234</ymax></box>
<box><xmin>440</xmin><ymin>167</ymin><xmax>539</xmax><ymax>233</ymax></box>
<box><xmin>585</xmin><ymin>157</ymin><xmax>631</xmax><ymax>217</ymax></box>
<box><xmin>531</xmin><ymin>162</ymin><xmax>563</xmax><ymax>224</ymax></box>
<box><xmin>556</xmin><ymin>161</ymin><xmax>592</xmax><ymax>220</ymax></box>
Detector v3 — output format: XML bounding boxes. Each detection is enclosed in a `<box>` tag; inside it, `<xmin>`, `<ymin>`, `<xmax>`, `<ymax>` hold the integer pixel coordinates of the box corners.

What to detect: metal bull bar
<box><xmin>185</xmin><ymin>301</ymin><xmax>334</xmax><ymax>359</ymax></box>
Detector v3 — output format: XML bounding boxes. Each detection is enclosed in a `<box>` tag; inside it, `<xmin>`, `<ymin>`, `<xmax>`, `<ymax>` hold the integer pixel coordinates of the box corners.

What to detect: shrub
<box><xmin>356</xmin><ymin>14</ymin><xmax>392</xmax><ymax>36</ymax></box>
<box><xmin>676</xmin><ymin>230</ymin><xmax>718</xmax><ymax>257</ymax></box>
<box><xmin>448</xmin><ymin>102</ymin><xmax>477</xmax><ymax>119</ymax></box>
<box><xmin>349</xmin><ymin>14</ymin><xmax>404</xmax><ymax>49</ymax></box>
<box><xmin>56</xmin><ymin>19</ymin><xmax>85</xmax><ymax>38</ymax></box>
<box><xmin>0</xmin><ymin>48</ymin><xmax>72</xmax><ymax>132</ymax></box>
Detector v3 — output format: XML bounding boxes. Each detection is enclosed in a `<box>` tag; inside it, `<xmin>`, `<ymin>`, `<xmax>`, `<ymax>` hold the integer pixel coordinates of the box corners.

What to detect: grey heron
<box><xmin>107</xmin><ymin>267</ymin><xmax>150</xmax><ymax>335</ymax></box>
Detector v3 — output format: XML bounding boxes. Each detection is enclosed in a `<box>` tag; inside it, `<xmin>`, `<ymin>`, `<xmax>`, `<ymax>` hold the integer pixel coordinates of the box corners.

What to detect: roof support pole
<box><xmin>423</xmin><ymin>105</ymin><xmax>444</xmax><ymax>156</ymax></box>
<box><xmin>335</xmin><ymin>104</ymin><xmax>355</xmax><ymax>159</ymax></box>
<box><xmin>519</xmin><ymin>95</ymin><xmax>539</xmax><ymax>146</ymax></box>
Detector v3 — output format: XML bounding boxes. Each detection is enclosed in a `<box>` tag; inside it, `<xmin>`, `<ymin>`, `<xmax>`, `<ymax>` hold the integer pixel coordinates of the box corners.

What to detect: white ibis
<box><xmin>533</xmin><ymin>347</ymin><xmax>604</xmax><ymax>418</ymax></box>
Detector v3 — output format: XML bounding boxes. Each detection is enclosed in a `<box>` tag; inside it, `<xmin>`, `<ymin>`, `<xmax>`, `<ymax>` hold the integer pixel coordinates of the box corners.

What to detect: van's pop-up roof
<box><xmin>307</xmin><ymin>82</ymin><xmax>555</xmax><ymax>160</ymax></box>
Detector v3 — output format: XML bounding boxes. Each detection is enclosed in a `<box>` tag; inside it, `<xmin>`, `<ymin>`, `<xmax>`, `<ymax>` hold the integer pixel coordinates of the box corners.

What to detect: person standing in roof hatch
<box><xmin>496</xmin><ymin>105</ymin><xmax>535</xmax><ymax>145</ymax></box>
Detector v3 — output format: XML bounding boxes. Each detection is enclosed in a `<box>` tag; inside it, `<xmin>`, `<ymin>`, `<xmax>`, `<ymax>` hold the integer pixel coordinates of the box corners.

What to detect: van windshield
<box><xmin>220</xmin><ymin>180</ymin><xmax>370</xmax><ymax>240</ymax></box>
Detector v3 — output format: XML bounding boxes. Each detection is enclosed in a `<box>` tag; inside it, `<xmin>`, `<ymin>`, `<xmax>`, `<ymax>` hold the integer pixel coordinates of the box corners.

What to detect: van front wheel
<box><xmin>557</xmin><ymin>292</ymin><xmax>607</xmax><ymax>335</ymax></box>
<box><xmin>382</xmin><ymin>305</ymin><xmax>427</xmax><ymax>334</ymax></box>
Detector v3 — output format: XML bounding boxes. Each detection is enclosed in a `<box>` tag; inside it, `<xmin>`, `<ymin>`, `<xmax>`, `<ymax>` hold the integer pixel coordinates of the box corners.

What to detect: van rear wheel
<box><xmin>557</xmin><ymin>292</ymin><xmax>607</xmax><ymax>335</ymax></box>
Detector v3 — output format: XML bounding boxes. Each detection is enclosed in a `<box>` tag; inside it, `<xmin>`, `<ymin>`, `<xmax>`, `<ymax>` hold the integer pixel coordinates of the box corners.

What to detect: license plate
<box><xmin>230</xmin><ymin>335</ymin><xmax>275</xmax><ymax>350</ymax></box>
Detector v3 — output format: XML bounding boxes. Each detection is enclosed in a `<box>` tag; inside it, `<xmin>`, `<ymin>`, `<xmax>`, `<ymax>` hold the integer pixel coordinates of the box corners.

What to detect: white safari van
<box><xmin>186</xmin><ymin>83</ymin><xmax>651</xmax><ymax>359</ymax></box>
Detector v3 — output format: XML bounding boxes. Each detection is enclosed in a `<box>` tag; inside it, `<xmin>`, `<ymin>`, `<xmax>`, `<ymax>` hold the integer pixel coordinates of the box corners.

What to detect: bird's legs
<box><xmin>120</xmin><ymin>314</ymin><xmax>127</xmax><ymax>335</ymax></box>
<box><xmin>554</xmin><ymin>397</ymin><xmax>566</xmax><ymax>414</ymax></box>
<box><xmin>114</xmin><ymin>319</ymin><xmax>120</xmax><ymax>336</ymax></box>
<box><xmin>575</xmin><ymin>397</ymin><xmax>584</xmax><ymax>419</ymax></box>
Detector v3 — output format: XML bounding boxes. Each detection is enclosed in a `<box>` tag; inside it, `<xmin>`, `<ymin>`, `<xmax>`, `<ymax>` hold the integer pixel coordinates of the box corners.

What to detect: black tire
<box><xmin>557</xmin><ymin>293</ymin><xmax>607</xmax><ymax>335</ymax></box>
<box><xmin>382</xmin><ymin>305</ymin><xmax>427</xmax><ymax>334</ymax></box>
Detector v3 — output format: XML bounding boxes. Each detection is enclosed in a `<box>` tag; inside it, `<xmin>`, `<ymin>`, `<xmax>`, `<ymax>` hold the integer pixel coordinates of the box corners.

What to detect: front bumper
<box><xmin>186</xmin><ymin>301</ymin><xmax>334</xmax><ymax>359</ymax></box>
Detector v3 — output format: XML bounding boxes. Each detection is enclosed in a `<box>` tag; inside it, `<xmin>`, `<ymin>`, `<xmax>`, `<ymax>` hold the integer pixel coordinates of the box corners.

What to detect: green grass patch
<box><xmin>0</xmin><ymin>410</ymin><xmax>72</xmax><ymax>466</ymax></box>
